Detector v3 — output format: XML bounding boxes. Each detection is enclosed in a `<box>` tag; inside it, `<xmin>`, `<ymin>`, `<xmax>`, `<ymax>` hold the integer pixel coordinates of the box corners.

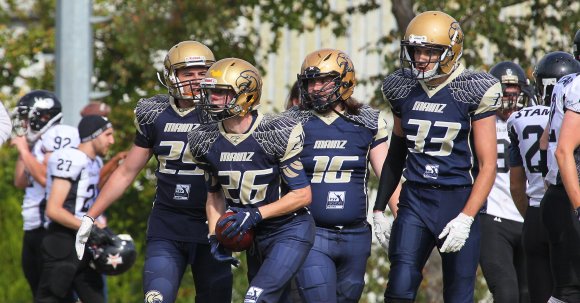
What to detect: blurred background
<box><xmin>0</xmin><ymin>0</ymin><xmax>578</xmax><ymax>302</ymax></box>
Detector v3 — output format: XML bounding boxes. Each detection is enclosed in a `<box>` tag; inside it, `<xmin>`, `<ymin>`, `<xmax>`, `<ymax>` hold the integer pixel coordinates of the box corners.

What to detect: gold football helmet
<box><xmin>297</xmin><ymin>48</ymin><xmax>356</xmax><ymax>112</ymax></box>
<box><xmin>400</xmin><ymin>11</ymin><xmax>463</xmax><ymax>79</ymax></box>
<box><xmin>163</xmin><ymin>41</ymin><xmax>215</xmax><ymax>100</ymax></box>
<box><xmin>199</xmin><ymin>58</ymin><xmax>262</xmax><ymax>122</ymax></box>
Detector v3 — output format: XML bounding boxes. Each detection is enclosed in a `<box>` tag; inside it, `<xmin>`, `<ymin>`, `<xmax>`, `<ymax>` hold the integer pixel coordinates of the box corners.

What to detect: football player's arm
<box><xmin>462</xmin><ymin>115</ymin><xmax>497</xmax><ymax>216</ymax></box>
<box><xmin>259</xmin><ymin>186</ymin><xmax>311</xmax><ymax>220</ymax></box>
<box><xmin>370</xmin><ymin>141</ymin><xmax>400</xmax><ymax>215</ymax></box>
<box><xmin>45</xmin><ymin>177</ymin><xmax>81</xmax><ymax>230</ymax></box>
<box><xmin>98</xmin><ymin>150</ymin><xmax>129</xmax><ymax>190</ymax></box>
<box><xmin>373</xmin><ymin>116</ymin><xmax>406</xmax><ymax>214</ymax></box>
<box><xmin>539</xmin><ymin>121</ymin><xmax>550</xmax><ymax>177</ymax></box>
<box><xmin>206</xmin><ymin>173</ymin><xmax>226</xmax><ymax>235</ymax></box>
<box><xmin>555</xmin><ymin>110</ymin><xmax>580</xmax><ymax>209</ymax></box>
<box><xmin>14</xmin><ymin>156</ymin><xmax>28</xmax><ymax>188</ymax></box>
<box><xmin>0</xmin><ymin>103</ymin><xmax>11</xmax><ymax>145</ymax></box>
<box><xmin>86</xmin><ymin>144</ymin><xmax>152</xmax><ymax>219</ymax></box>
<box><xmin>11</xmin><ymin>136</ymin><xmax>48</xmax><ymax>186</ymax></box>
<box><xmin>510</xmin><ymin>166</ymin><xmax>528</xmax><ymax>217</ymax></box>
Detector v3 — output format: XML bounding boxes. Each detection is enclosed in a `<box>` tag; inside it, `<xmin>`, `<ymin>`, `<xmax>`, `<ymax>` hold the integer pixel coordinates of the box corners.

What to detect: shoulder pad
<box><xmin>381</xmin><ymin>69</ymin><xmax>418</xmax><ymax>101</ymax></box>
<box><xmin>135</xmin><ymin>94</ymin><xmax>170</xmax><ymax>125</ymax></box>
<box><xmin>343</xmin><ymin>104</ymin><xmax>379</xmax><ymax>130</ymax></box>
<box><xmin>281</xmin><ymin>106</ymin><xmax>313</xmax><ymax>126</ymax></box>
<box><xmin>187</xmin><ymin>123</ymin><xmax>220</xmax><ymax>159</ymax></box>
<box><xmin>48</xmin><ymin>148</ymin><xmax>86</xmax><ymax>179</ymax></box>
<box><xmin>41</xmin><ymin>124</ymin><xmax>81</xmax><ymax>152</ymax></box>
<box><xmin>448</xmin><ymin>70</ymin><xmax>499</xmax><ymax>105</ymax></box>
<box><xmin>253</xmin><ymin>114</ymin><xmax>301</xmax><ymax>157</ymax></box>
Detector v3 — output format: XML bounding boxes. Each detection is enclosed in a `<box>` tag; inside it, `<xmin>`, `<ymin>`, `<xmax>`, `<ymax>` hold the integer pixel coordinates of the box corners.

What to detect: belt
<box><xmin>405</xmin><ymin>181</ymin><xmax>472</xmax><ymax>190</ymax></box>
<box><xmin>317</xmin><ymin>220</ymin><xmax>368</xmax><ymax>231</ymax></box>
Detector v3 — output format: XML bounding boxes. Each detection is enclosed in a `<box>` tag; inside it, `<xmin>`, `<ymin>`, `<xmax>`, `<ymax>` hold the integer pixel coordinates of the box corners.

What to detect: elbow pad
<box><xmin>374</xmin><ymin>134</ymin><xmax>407</xmax><ymax>211</ymax></box>
<box><xmin>539</xmin><ymin>149</ymin><xmax>548</xmax><ymax>178</ymax></box>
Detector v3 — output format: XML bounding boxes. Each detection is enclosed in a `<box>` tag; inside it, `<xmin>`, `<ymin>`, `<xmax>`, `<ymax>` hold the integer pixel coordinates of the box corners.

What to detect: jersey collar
<box><xmin>419</xmin><ymin>64</ymin><xmax>465</xmax><ymax>98</ymax></box>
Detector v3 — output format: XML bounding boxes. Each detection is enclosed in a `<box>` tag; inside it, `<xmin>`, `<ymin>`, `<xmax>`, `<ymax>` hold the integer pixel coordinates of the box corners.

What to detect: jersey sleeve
<box><xmin>507</xmin><ymin>123</ymin><xmax>523</xmax><ymax>167</ymax></box>
<box><xmin>279</xmin><ymin>123</ymin><xmax>309</xmax><ymax>190</ymax></box>
<box><xmin>372</xmin><ymin>109</ymin><xmax>391</xmax><ymax>148</ymax></box>
<box><xmin>133</xmin><ymin>95</ymin><xmax>170</xmax><ymax>148</ymax></box>
<box><xmin>41</xmin><ymin>125</ymin><xmax>80</xmax><ymax>153</ymax></box>
<box><xmin>564</xmin><ymin>76</ymin><xmax>580</xmax><ymax>113</ymax></box>
<box><xmin>204</xmin><ymin>170</ymin><xmax>221</xmax><ymax>193</ymax></box>
<box><xmin>472</xmin><ymin>81</ymin><xmax>501</xmax><ymax>120</ymax></box>
<box><xmin>381</xmin><ymin>70</ymin><xmax>417</xmax><ymax>118</ymax></box>
<box><xmin>48</xmin><ymin>149</ymin><xmax>84</xmax><ymax>181</ymax></box>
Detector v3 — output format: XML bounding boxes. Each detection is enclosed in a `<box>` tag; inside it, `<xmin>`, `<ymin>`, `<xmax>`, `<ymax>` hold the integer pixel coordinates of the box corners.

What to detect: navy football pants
<box><xmin>245</xmin><ymin>212</ymin><xmax>315</xmax><ymax>303</ymax></box>
<box><xmin>143</xmin><ymin>238</ymin><xmax>233</xmax><ymax>303</ymax></box>
<box><xmin>385</xmin><ymin>183</ymin><xmax>480</xmax><ymax>303</ymax></box>
<box><xmin>541</xmin><ymin>185</ymin><xmax>580</xmax><ymax>302</ymax></box>
<box><xmin>295</xmin><ymin>223</ymin><xmax>371</xmax><ymax>303</ymax></box>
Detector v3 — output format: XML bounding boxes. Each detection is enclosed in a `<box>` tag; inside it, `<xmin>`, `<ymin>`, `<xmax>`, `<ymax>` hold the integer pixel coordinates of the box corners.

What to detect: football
<box><xmin>215</xmin><ymin>211</ymin><xmax>255</xmax><ymax>252</ymax></box>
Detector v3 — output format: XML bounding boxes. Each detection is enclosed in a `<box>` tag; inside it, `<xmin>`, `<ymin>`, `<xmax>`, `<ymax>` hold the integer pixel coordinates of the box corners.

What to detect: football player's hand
<box><xmin>76</xmin><ymin>215</ymin><xmax>94</xmax><ymax>260</ymax></box>
<box><xmin>438</xmin><ymin>213</ymin><xmax>474</xmax><ymax>253</ymax></box>
<box><xmin>218</xmin><ymin>207</ymin><xmax>262</xmax><ymax>238</ymax></box>
<box><xmin>209</xmin><ymin>235</ymin><xmax>240</xmax><ymax>267</ymax></box>
<box><xmin>372</xmin><ymin>211</ymin><xmax>392</xmax><ymax>251</ymax></box>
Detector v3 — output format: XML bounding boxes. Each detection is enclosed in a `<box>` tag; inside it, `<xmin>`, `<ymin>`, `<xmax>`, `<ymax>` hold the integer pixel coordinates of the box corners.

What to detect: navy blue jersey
<box><xmin>382</xmin><ymin>65</ymin><xmax>501</xmax><ymax>186</ymax></box>
<box><xmin>285</xmin><ymin>105</ymin><xmax>389</xmax><ymax>226</ymax></box>
<box><xmin>188</xmin><ymin>112</ymin><xmax>309</xmax><ymax>230</ymax></box>
<box><xmin>134</xmin><ymin>95</ymin><xmax>208</xmax><ymax>242</ymax></box>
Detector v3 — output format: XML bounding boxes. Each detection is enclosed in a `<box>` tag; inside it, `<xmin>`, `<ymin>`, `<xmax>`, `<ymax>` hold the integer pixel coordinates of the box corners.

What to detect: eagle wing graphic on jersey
<box><xmin>381</xmin><ymin>69</ymin><xmax>418</xmax><ymax>102</ymax></box>
<box><xmin>448</xmin><ymin>70</ymin><xmax>499</xmax><ymax>105</ymax></box>
<box><xmin>187</xmin><ymin>123</ymin><xmax>220</xmax><ymax>160</ymax></box>
<box><xmin>134</xmin><ymin>95</ymin><xmax>170</xmax><ymax>130</ymax></box>
<box><xmin>253</xmin><ymin>114</ymin><xmax>301</xmax><ymax>158</ymax></box>
<box><xmin>343</xmin><ymin>105</ymin><xmax>380</xmax><ymax>130</ymax></box>
<box><xmin>282</xmin><ymin>107</ymin><xmax>313</xmax><ymax>126</ymax></box>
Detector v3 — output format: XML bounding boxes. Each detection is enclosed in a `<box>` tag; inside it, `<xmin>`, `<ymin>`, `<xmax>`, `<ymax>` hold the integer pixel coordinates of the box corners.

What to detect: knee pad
<box><xmin>337</xmin><ymin>279</ymin><xmax>364</xmax><ymax>301</ymax></box>
<box><xmin>49</xmin><ymin>262</ymin><xmax>77</xmax><ymax>298</ymax></box>
<box><xmin>296</xmin><ymin>265</ymin><xmax>333</xmax><ymax>302</ymax></box>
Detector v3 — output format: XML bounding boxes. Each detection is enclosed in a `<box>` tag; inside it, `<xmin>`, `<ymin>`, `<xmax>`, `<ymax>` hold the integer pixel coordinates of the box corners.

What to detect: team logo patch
<box><xmin>145</xmin><ymin>290</ymin><xmax>164</xmax><ymax>303</ymax></box>
<box><xmin>244</xmin><ymin>286</ymin><xmax>264</xmax><ymax>303</ymax></box>
<box><xmin>423</xmin><ymin>164</ymin><xmax>439</xmax><ymax>179</ymax></box>
<box><xmin>326</xmin><ymin>191</ymin><xmax>346</xmax><ymax>209</ymax></box>
<box><xmin>106</xmin><ymin>253</ymin><xmax>123</xmax><ymax>269</ymax></box>
<box><xmin>173</xmin><ymin>184</ymin><xmax>191</xmax><ymax>200</ymax></box>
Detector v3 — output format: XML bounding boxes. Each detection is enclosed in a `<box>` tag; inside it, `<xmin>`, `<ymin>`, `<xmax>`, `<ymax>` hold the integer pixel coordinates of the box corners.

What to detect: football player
<box><xmin>75</xmin><ymin>41</ymin><xmax>233</xmax><ymax>303</ymax></box>
<box><xmin>479</xmin><ymin>61</ymin><xmax>531</xmax><ymax>303</ymax></box>
<box><xmin>506</xmin><ymin>58</ymin><xmax>553</xmax><ymax>303</ymax></box>
<box><xmin>0</xmin><ymin>102</ymin><xmax>10</xmax><ymax>145</ymax></box>
<box><xmin>189</xmin><ymin>58</ymin><xmax>315</xmax><ymax>303</ymax></box>
<box><xmin>538</xmin><ymin>51</ymin><xmax>580</xmax><ymax>303</ymax></box>
<box><xmin>375</xmin><ymin>11</ymin><xmax>501</xmax><ymax>302</ymax></box>
<box><xmin>573</xmin><ymin>29</ymin><xmax>580</xmax><ymax>61</ymax></box>
<box><xmin>36</xmin><ymin>115</ymin><xmax>114</xmax><ymax>302</ymax></box>
<box><xmin>283</xmin><ymin>48</ymin><xmax>392</xmax><ymax>302</ymax></box>
<box><xmin>10</xmin><ymin>90</ymin><xmax>80</xmax><ymax>299</ymax></box>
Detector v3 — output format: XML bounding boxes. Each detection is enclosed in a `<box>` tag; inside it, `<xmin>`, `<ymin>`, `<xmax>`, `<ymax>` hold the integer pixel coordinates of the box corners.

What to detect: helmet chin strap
<box><xmin>27</xmin><ymin>112</ymin><xmax>63</xmax><ymax>144</ymax></box>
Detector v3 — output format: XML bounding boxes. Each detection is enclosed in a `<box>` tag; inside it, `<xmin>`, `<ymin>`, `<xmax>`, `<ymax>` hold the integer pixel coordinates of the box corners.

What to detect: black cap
<box><xmin>78</xmin><ymin>115</ymin><xmax>112</xmax><ymax>143</ymax></box>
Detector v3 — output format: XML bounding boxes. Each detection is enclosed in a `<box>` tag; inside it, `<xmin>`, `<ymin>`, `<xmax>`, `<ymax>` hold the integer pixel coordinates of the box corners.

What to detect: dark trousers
<box><xmin>295</xmin><ymin>222</ymin><xmax>371</xmax><ymax>303</ymax></box>
<box><xmin>246</xmin><ymin>212</ymin><xmax>315</xmax><ymax>303</ymax></box>
<box><xmin>143</xmin><ymin>237</ymin><xmax>233</xmax><ymax>303</ymax></box>
<box><xmin>479</xmin><ymin>213</ymin><xmax>529</xmax><ymax>303</ymax></box>
<box><xmin>541</xmin><ymin>185</ymin><xmax>580</xmax><ymax>302</ymax></box>
<box><xmin>523</xmin><ymin>206</ymin><xmax>553</xmax><ymax>303</ymax></box>
<box><xmin>22</xmin><ymin>227</ymin><xmax>46</xmax><ymax>298</ymax></box>
<box><xmin>36</xmin><ymin>225</ymin><xmax>104</xmax><ymax>303</ymax></box>
<box><xmin>385</xmin><ymin>183</ymin><xmax>480</xmax><ymax>303</ymax></box>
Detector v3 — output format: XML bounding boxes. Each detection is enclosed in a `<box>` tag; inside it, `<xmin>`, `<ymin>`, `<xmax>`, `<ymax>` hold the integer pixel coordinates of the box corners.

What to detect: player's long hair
<box><xmin>341</xmin><ymin>96</ymin><xmax>362</xmax><ymax>115</ymax></box>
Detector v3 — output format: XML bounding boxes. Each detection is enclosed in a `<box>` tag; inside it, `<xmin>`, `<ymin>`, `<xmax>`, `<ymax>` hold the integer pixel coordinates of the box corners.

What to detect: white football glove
<box><xmin>372</xmin><ymin>211</ymin><xmax>392</xmax><ymax>251</ymax></box>
<box><xmin>438</xmin><ymin>213</ymin><xmax>474</xmax><ymax>253</ymax></box>
<box><xmin>76</xmin><ymin>215</ymin><xmax>94</xmax><ymax>260</ymax></box>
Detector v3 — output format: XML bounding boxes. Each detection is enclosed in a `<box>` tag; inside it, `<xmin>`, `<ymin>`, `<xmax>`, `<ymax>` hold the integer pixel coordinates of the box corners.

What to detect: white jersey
<box><xmin>45</xmin><ymin>148</ymin><xmax>101</xmax><ymax>221</ymax></box>
<box><xmin>546</xmin><ymin>73</ymin><xmax>580</xmax><ymax>185</ymax></box>
<box><xmin>485</xmin><ymin>117</ymin><xmax>523</xmax><ymax>222</ymax></box>
<box><xmin>507</xmin><ymin>105</ymin><xmax>550</xmax><ymax>207</ymax></box>
<box><xmin>21</xmin><ymin>124</ymin><xmax>80</xmax><ymax>230</ymax></box>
